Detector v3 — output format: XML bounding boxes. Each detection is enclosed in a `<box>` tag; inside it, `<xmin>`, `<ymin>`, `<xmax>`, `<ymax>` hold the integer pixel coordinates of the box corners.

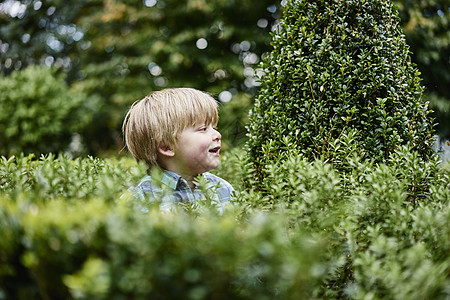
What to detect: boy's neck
<box><xmin>183</xmin><ymin>176</ymin><xmax>196</xmax><ymax>190</ymax></box>
<box><xmin>176</xmin><ymin>173</ymin><xmax>198</xmax><ymax>190</ymax></box>
<box><xmin>157</xmin><ymin>156</ymin><xmax>200</xmax><ymax>189</ymax></box>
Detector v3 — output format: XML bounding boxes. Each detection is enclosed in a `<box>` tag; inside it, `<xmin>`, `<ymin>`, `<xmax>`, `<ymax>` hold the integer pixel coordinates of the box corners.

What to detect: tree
<box><xmin>0</xmin><ymin>65</ymin><xmax>96</xmax><ymax>156</ymax></box>
<box><xmin>245</xmin><ymin>0</ymin><xmax>436</xmax><ymax>187</ymax></box>
<box><xmin>394</xmin><ymin>0</ymin><xmax>450</xmax><ymax>138</ymax></box>
<box><xmin>0</xmin><ymin>0</ymin><xmax>86</xmax><ymax>74</ymax></box>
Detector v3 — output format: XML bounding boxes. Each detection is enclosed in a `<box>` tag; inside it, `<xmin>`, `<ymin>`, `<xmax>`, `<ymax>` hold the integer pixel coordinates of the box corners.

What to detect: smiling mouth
<box><xmin>209</xmin><ymin>146</ymin><xmax>220</xmax><ymax>154</ymax></box>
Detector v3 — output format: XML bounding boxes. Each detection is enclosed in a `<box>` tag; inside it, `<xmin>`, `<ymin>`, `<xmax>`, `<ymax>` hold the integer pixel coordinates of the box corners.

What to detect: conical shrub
<box><xmin>245</xmin><ymin>0</ymin><xmax>436</xmax><ymax>186</ymax></box>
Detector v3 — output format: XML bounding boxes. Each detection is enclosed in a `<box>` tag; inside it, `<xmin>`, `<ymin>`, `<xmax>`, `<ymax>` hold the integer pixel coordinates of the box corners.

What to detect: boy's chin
<box><xmin>206</xmin><ymin>162</ymin><xmax>220</xmax><ymax>172</ymax></box>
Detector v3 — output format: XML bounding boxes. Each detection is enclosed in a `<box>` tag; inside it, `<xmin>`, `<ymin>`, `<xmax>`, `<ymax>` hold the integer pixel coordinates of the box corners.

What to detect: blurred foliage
<box><xmin>395</xmin><ymin>0</ymin><xmax>449</xmax><ymax>97</ymax></box>
<box><xmin>0</xmin><ymin>154</ymin><xmax>332</xmax><ymax>299</ymax></box>
<box><xmin>217</xmin><ymin>92</ymin><xmax>252</xmax><ymax>149</ymax></box>
<box><xmin>0</xmin><ymin>65</ymin><xmax>97</xmax><ymax>156</ymax></box>
<box><xmin>1</xmin><ymin>146</ymin><xmax>449</xmax><ymax>298</ymax></box>
<box><xmin>245</xmin><ymin>0</ymin><xmax>437</xmax><ymax>187</ymax></box>
<box><xmin>0</xmin><ymin>0</ymin><xmax>281</xmax><ymax>154</ymax></box>
<box><xmin>394</xmin><ymin>0</ymin><xmax>450</xmax><ymax>138</ymax></box>
<box><xmin>0</xmin><ymin>0</ymin><xmax>85</xmax><ymax>73</ymax></box>
<box><xmin>0</xmin><ymin>153</ymin><xmax>146</xmax><ymax>201</ymax></box>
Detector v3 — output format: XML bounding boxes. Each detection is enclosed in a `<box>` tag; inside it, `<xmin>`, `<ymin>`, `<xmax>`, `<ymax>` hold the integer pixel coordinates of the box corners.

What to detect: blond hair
<box><xmin>122</xmin><ymin>88</ymin><xmax>218</xmax><ymax>167</ymax></box>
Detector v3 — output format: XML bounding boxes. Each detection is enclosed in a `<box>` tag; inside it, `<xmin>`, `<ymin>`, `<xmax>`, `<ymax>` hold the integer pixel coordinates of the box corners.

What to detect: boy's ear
<box><xmin>158</xmin><ymin>145</ymin><xmax>175</xmax><ymax>157</ymax></box>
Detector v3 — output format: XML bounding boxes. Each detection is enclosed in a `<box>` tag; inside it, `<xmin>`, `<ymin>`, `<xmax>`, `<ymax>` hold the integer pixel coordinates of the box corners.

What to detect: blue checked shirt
<box><xmin>130</xmin><ymin>170</ymin><xmax>234</xmax><ymax>214</ymax></box>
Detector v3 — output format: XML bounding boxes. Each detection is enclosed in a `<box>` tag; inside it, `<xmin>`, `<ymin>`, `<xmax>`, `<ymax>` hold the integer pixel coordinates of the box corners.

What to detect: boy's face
<box><xmin>172</xmin><ymin>124</ymin><xmax>221</xmax><ymax>177</ymax></box>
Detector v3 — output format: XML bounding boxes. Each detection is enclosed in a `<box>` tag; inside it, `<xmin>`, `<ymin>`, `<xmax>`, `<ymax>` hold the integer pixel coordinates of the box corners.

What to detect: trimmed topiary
<box><xmin>245</xmin><ymin>0</ymin><xmax>436</xmax><ymax>187</ymax></box>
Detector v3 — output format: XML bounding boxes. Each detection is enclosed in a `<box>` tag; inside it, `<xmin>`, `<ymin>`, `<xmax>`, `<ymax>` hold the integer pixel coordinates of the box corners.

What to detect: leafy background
<box><xmin>0</xmin><ymin>0</ymin><xmax>449</xmax><ymax>157</ymax></box>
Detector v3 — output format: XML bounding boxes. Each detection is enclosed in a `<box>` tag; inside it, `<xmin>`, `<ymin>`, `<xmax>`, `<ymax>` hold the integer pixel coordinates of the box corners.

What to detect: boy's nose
<box><xmin>212</xmin><ymin>128</ymin><xmax>221</xmax><ymax>140</ymax></box>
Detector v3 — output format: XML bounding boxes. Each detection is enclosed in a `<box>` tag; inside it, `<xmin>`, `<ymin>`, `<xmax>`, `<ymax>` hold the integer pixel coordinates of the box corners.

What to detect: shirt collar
<box><xmin>161</xmin><ymin>170</ymin><xmax>213</xmax><ymax>191</ymax></box>
<box><xmin>161</xmin><ymin>169</ymin><xmax>190</xmax><ymax>190</ymax></box>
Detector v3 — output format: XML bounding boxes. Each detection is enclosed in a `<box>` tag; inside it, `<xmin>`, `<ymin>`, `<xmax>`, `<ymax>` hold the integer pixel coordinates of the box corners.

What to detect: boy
<box><xmin>122</xmin><ymin>88</ymin><xmax>234</xmax><ymax>213</ymax></box>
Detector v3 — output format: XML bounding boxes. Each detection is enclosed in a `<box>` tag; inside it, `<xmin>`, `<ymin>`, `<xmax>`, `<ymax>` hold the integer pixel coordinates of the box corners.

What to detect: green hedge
<box><xmin>0</xmin><ymin>154</ymin><xmax>331</xmax><ymax>299</ymax></box>
<box><xmin>1</xmin><ymin>197</ymin><xmax>330</xmax><ymax>299</ymax></box>
<box><xmin>1</xmin><ymin>149</ymin><xmax>449</xmax><ymax>299</ymax></box>
<box><xmin>237</xmin><ymin>145</ymin><xmax>449</xmax><ymax>299</ymax></box>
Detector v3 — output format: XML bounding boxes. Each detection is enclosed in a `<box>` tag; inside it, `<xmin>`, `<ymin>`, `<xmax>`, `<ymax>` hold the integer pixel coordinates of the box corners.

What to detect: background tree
<box><xmin>394</xmin><ymin>0</ymin><xmax>450</xmax><ymax>138</ymax></box>
<box><xmin>0</xmin><ymin>65</ymin><xmax>96</xmax><ymax>156</ymax></box>
<box><xmin>1</xmin><ymin>0</ymin><xmax>282</xmax><ymax>154</ymax></box>
<box><xmin>0</xmin><ymin>0</ymin><xmax>85</xmax><ymax>73</ymax></box>
<box><xmin>69</xmin><ymin>0</ymin><xmax>283</xmax><ymax>152</ymax></box>
<box><xmin>245</xmin><ymin>0</ymin><xmax>436</xmax><ymax>187</ymax></box>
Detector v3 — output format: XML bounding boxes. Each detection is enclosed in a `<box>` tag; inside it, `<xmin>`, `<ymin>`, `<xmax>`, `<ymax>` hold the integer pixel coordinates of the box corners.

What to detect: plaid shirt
<box><xmin>131</xmin><ymin>170</ymin><xmax>234</xmax><ymax>214</ymax></box>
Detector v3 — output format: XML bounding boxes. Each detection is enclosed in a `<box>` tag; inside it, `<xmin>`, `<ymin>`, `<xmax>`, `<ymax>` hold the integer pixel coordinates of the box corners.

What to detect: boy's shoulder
<box><xmin>136</xmin><ymin>171</ymin><xmax>180</xmax><ymax>191</ymax></box>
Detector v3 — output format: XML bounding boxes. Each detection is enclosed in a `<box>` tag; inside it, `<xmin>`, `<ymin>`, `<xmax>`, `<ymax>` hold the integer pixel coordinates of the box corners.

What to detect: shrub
<box><xmin>0</xmin><ymin>201</ymin><xmax>331</xmax><ymax>300</ymax></box>
<box><xmin>0</xmin><ymin>154</ymin><xmax>146</xmax><ymax>203</ymax></box>
<box><xmin>238</xmin><ymin>145</ymin><xmax>449</xmax><ymax>298</ymax></box>
<box><xmin>0</xmin><ymin>154</ymin><xmax>333</xmax><ymax>299</ymax></box>
<box><xmin>0</xmin><ymin>151</ymin><xmax>449</xmax><ymax>298</ymax></box>
<box><xmin>0</xmin><ymin>65</ymin><xmax>97</xmax><ymax>156</ymax></box>
<box><xmin>245</xmin><ymin>0</ymin><xmax>436</xmax><ymax>187</ymax></box>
